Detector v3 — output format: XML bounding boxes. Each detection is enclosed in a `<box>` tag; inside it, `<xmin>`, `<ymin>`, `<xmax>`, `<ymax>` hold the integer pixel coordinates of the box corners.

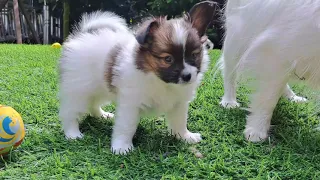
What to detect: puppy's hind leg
<box><xmin>282</xmin><ymin>84</ymin><xmax>307</xmax><ymax>103</ymax></box>
<box><xmin>244</xmin><ymin>80</ymin><xmax>286</xmax><ymax>142</ymax></box>
<box><xmin>220</xmin><ymin>53</ymin><xmax>240</xmax><ymax>108</ymax></box>
<box><xmin>90</xmin><ymin>107</ymin><xmax>114</xmax><ymax>119</ymax></box>
<box><xmin>59</xmin><ymin>96</ymin><xmax>88</xmax><ymax>139</ymax></box>
<box><xmin>219</xmin><ymin>18</ymin><xmax>249</xmax><ymax>109</ymax></box>
<box><xmin>242</xmin><ymin>36</ymin><xmax>289</xmax><ymax>142</ymax></box>
<box><xmin>89</xmin><ymin>97</ymin><xmax>114</xmax><ymax>119</ymax></box>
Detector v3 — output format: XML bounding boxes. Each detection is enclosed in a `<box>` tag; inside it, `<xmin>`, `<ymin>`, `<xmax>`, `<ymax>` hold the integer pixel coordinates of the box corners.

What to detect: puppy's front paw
<box><xmin>101</xmin><ymin>111</ymin><xmax>114</xmax><ymax>119</ymax></box>
<box><xmin>244</xmin><ymin>126</ymin><xmax>268</xmax><ymax>142</ymax></box>
<box><xmin>111</xmin><ymin>140</ymin><xmax>134</xmax><ymax>155</ymax></box>
<box><xmin>288</xmin><ymin>95</ymin><xmax>308</xmax><ymax>103</ymax></box>
<box><xmin>178</xmin><ymin>131</ymin><xmax>202</xmax><ymax>144</ymax></box>
<box><xmin>64</xmin><ymin>130</ymin><xmax>83</xmax><ymax>140</ymax></box>
<box><xmin>91</xmin><ymin>108</ymin><xmax>114</xmax><ymax>119</ymax></box>
<box><xmin>220</xmin><ymin>100</ymin><xmax>240</xmax><ymax>109</ymax></box>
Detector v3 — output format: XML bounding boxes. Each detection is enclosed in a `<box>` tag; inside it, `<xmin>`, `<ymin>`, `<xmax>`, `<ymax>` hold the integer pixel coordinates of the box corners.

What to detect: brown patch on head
<box><xmin>105</xmin><ymin>45</ymin><xmax>121</xmax><ymax>92</ymax></box>
<box><xmin>134</xmin><ymin>1</ymin><xmax>218</xmax><ymax>84</ymax></box>
<box><xmin>136</xmin><ymin>18</ymin><xmax>186</xmax><ymax>83</ymax></box>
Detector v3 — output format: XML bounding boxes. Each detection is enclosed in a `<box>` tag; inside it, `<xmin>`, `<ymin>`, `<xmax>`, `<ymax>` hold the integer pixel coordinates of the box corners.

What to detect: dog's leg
<box><xmin>220</xmin><ymin>53</ymin><xmax>240</xmax><ymax>108</ymax></box>
<box><xmin>244</xmin><ymin>70</ymin><xmax>287</xmax><ymax>142</ymax></box>
<box><xmin>111</xmin><ymin>99</ymin><xmax>139</xmax><ymax>155</ymax></box>
<box><xmin>166</xmin><ymin>102</ymin><xmax>202</xmax><ymax>144</ymax></box>
<box><xmin>239</xmin><ymin>32</ymin><xmax>293</xmax><ymax>142</ymax></box>
<box><xmin>244</xmin><ymin>79</ymin><xmax>287</xmax><ymax>142</ymax></box>
<box><xmin>90</xmin><ymin>107</ymin><xmax>114</xmax><ymax>119</ymax></box>
<box><xmin>59</xmin><ymin>98</ymin><xmax>87</xmax><ymax>139</ymax></box>
<box><xmin>282</xmin><ymin>84</ymin><xmax>307</xmax><ymax>102</ymax></box>
<box><xmin>219</xmin><ymin>21</ymin><xmax>245</xmax><ymax>109</ymax></box>
<box><xmin>89</xmin><ymin>98</ymin><xmax>114</xmax><ymax>119</ymax></box>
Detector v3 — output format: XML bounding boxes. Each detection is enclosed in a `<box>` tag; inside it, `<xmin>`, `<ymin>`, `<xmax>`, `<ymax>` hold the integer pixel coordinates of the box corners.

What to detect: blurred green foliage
<box><xmin>37</xmin><ymin>0</ymin><xmax>225</xmax><ymax>48</ymax></box>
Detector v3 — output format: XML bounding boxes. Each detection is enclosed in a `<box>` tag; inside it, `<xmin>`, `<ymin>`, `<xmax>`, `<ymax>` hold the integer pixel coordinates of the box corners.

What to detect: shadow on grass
<box><xmin>78</xmin><ymin>115</ymin><xmax>186</xmax><ymax>156</ymax></box>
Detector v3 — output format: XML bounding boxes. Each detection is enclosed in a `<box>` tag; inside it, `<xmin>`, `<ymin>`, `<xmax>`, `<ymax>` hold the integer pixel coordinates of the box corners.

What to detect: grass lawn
<box><xmin>1</xmin><ymin>44</ymin><xmax>320</xmax><ymax>179</ymax></box>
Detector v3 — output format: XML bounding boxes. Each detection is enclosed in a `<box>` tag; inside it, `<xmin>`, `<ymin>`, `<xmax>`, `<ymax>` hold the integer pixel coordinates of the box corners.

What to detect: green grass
<box><xmin>1</xmin><ymin>44</ymin><xmax>320</xmax><ymax>179</ymax></box>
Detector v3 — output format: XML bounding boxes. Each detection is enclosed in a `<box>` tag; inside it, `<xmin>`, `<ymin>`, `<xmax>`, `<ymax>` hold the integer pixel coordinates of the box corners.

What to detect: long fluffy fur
<box><xmin>219</xmin><ymin>0</ymin><xmax>320</xmax><ymax>141</ymax></box>
<box><xmin>77</xmin><ymin>11</ymin><xmax>128</xmax><ymax>33</ymax></box>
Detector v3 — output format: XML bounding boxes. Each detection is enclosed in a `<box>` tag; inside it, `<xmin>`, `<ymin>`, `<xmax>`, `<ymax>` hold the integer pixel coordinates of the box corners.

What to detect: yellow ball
<box><xmin>51</xmin><ymin>42</ymin><xmax>61</xmax><ymax>49</ymax></box>
<box><xmin>0</xmin><ymin>105</ymin><xmax>25</xmax><ymax>156</ymax></box>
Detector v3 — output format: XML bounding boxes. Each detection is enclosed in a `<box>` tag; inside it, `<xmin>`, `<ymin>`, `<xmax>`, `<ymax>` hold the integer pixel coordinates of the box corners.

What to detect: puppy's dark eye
<box><xmin>164</xmin><ymin>56</ymin><xmax>174</xmax><ymax>63</ymax></box>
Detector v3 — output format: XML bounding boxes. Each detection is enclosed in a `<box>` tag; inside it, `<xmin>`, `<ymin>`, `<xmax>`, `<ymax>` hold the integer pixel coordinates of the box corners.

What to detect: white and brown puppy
<box><xmin>59</xmin><ymin>1</ymin><xmax>217</xmax><ymax>154</ymax></box>
<box><xmin>219</xmin><ymin>0</ymin><xmax>320</xmax><ymax>142</ymax></box>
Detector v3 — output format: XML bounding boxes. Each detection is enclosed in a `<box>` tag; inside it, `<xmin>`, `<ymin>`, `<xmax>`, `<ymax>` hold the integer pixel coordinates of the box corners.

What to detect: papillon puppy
<box><xmin>218</xmin><ymin>0</ymin><xmax>320</xmax><ymax>142</ymax></box>
<box><xmin>58</xmin><ymin>1</ymin><xmax>217</xmax><ymax>154</ymax></box>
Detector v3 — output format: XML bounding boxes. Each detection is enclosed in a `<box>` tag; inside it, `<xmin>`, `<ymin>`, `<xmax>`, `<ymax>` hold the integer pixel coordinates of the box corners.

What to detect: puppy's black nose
<box><xmin>181</xmin><ymin>73</ymin><xmax>191</xmax><ymax>82</ymax></box>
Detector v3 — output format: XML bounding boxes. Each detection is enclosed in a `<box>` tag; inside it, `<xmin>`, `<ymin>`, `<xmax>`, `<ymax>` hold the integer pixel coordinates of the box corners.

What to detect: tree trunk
<box><xmin>13</xmin><ymin>0</ymin><xmax>22</xmax><ymax>44</ymax></box>
<box><xmin>63</xmin><ymin>0</ymin><xmax>70</xmax><ymax>40</ymax></box>
<box><xmin>0</xmin><ymin>0</ymin><xmax>9</xmax><ymax>11</ymax></box>
<box><xmin>18</xmin><ymin>0</ymin><xmax>40</xmax><ymax>43</ymax></box>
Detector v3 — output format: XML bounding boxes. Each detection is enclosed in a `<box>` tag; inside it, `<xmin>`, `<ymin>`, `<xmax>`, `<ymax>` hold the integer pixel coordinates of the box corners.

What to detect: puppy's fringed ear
<box><xmin>188</xmin><ymin>1</ymin><xmax>218</xmax><ymax>42</ymax></box>
<box><xmin>183</xmin><ymin>13</ymin><xmax>191</xmax><ymax>23</ymax></box>
<box><xmin>161</xmin><ymin>15</ymin><xmax>168</xmax><ymax>21</ymax></box>
<box><xmin>135</xmin><ymin>19</ymin><xmax>160</xmax><ymax>48</ymax></box>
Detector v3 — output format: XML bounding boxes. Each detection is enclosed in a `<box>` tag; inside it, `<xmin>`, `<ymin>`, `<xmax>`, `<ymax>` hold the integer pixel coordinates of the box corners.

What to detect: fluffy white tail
<box><xmin>75</xmin><ymin>11</ymin><xmax>128</xmax><ymax>33</ymax></box>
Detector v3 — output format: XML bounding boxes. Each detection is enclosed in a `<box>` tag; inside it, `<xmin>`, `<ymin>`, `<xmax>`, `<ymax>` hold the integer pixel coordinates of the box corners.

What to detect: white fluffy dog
<box><xmin>219</xmin><ymin>0</ymin><xmax>320</xmax><ymax>142</ymax></box>
<box><xmin>58</xmin><ymin>1</ymin><xmax>218</xmax><ymax>154</ymax></box>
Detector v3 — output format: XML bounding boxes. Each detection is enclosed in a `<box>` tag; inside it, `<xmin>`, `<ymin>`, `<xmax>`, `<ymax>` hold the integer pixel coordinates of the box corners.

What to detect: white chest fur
<box><xmin>139</xmin><ymin>83</ymin><xmax>193</xmax><ymax>116</ymax></box>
